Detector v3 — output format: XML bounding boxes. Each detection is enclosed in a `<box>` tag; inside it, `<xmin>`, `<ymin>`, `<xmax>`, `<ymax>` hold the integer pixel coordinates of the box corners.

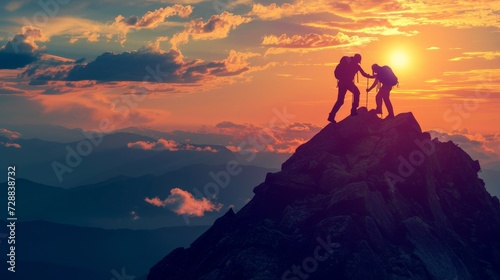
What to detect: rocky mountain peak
<box><xmin>148</xmin><ymin>110</ymin><xmax>500</xmax><ymax>280</ymax></box>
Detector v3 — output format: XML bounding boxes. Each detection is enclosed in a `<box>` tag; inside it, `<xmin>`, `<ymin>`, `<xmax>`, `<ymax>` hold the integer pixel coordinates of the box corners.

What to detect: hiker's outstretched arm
<box><xmin>358</xmin><ymin>66</ymin><xmax>374</xmax><ymax>78</ymax></box>
<box><xmin>367</xmin><ymin>78</ymin><xmax>379</xmax><ymax>92</ymax></box>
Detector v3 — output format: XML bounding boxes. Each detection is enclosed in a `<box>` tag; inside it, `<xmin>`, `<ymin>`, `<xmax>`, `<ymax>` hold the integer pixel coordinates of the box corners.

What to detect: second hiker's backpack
<box><xmin>334</xmin><ymin>56</ymin><xmax>353</xmax><ymax>82</ymax></box>
<box><xmin>378</xmin><ymin>66</ymin><xmax>398</xmax><ymax>86</ymax></box>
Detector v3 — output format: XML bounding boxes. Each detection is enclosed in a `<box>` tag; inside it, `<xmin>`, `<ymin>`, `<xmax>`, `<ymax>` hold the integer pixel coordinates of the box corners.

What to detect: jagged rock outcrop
<box><xmin>148</xmin><ymin>110</ymin><xmax>500</xmax><ymax>280</ymax></box>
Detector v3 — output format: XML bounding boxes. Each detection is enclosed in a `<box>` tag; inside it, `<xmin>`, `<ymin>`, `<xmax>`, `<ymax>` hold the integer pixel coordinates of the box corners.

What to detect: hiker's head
<box><xmin>372</xmin><ymin>64</ymin><xmax>381</xmax><ymax>73</ymax></box>
<box><xmin>353</xmin><ymin>54</ymin><xmax>361</xmax><ymax>64</ymax></box>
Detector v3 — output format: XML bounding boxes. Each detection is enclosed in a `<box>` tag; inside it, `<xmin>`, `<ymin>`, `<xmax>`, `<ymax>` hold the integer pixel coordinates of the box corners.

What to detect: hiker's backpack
<box><xmin>334</xmin><ymin>56</ymin><xmax>354</xmax><ymax>82</ymax></box>
<box><xmin>378</xmin><ymin>66</ymin><xmax>398</xmax><ymax>86</ymax></box>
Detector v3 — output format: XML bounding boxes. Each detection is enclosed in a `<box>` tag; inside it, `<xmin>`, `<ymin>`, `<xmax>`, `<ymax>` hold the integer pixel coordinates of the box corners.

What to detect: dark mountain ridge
<box><xmin>148</xmin><ymin>110</ymin><xmax>500</xmax><ymax>280</ymax></box>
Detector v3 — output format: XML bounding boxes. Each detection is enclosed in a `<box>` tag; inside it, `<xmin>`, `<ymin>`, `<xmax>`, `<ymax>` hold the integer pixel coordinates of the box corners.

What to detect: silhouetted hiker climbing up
<box><xmin>367</xmin><ymin>64</ymin><xmax>398</xmax><ymax>119</ymax></box>
<box><xmin>328</xmin><ymin>54</ymin><xmax>374</xmax><ymax>123</ymax></box>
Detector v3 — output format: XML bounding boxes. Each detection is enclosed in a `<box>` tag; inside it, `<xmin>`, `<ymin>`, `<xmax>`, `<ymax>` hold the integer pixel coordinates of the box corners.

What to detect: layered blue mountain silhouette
<box><xmin>148</xmin><ymin>111</ymin><xmax>500</xmax><ymax>280</ymax></box>
<box><xmin>1</xmin><ymin>164</ymin><xmax>273</xmax><ymax>229</ymax></box>
<box><xmin>0</xmin><ymin>126</ymin><xmax>288</xmax><ymax>187</ymax></box>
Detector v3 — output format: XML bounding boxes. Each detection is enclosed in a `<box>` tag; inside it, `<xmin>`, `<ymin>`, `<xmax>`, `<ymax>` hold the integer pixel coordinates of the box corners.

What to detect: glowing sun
<box><xmin>390</xmin><ymin>51</ymin><xmax>409</xmax><ymax>69</ymax></box>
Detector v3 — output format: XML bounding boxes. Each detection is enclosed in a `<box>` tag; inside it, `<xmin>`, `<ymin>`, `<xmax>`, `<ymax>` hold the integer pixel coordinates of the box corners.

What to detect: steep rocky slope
<box><xmin>148</xmin><ymin>110</ymin><xmax>500</xmax><ymax>280</ymax></box>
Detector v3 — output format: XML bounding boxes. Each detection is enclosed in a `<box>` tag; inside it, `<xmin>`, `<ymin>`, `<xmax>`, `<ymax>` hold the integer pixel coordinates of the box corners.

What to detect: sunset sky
<box><xmin>0</xmin><ymin>0</ymin><xmax>498</xmax><ymax>160</ymax></box>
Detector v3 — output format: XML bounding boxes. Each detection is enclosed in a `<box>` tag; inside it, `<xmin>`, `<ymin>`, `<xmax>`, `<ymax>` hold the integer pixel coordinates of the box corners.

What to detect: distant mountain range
<box><xmin>0</xmin><ymin>131</ymin><xmax>231</xmax><ymax>187</ymax></box>
<box><xmin>0</xmin><ymin>125</ymin><xmax>290</xmax><ymax>187</ymax></box>
<box><xmin>0</xmin><ymin>164</ymin><xmax>276</xmax><ymax>229</ymax></box>
<box><xmin>0</xmin><ymin>123</ymin><xmax>234</xmax><ymax>145</ymax></box>
<box><xmin>480</xmin><ymin>169</ymin><xmax>500</xmax><ymax>198</ymax></box>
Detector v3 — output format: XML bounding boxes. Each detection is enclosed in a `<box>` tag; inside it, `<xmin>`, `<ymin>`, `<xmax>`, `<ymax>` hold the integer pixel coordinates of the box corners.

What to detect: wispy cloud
<box><xmin>248</xmin><ymin>0</ymin><xmax>498</xmax><ymax>30</ymax></box>
<box><xmin>442</xmin><ymin>68</ymin><xmax>500</xmax><ymax>84</ymax></box>
<box><xmin>303</xmin><ymin>18</ymin><xmax>418</xmax><ymax>36</ymax></box>
<box><xmin>215</xmin><ymin>121</ymin><xmax>322</xmax><ymax>154</ymax></box>
<box><xmin>425</xmin><ymin>79</ymin><xmax>443</xmax><ymax>83</ymax></box>
<box><xmin>13</xmin><ymin>5</ymin><xmax>192</xmax><ymax>46</ymax></box>
<box><xmin>170</xmin><ymin>11</ymin><xmax>252</xmax><ymax>50</ymax></box>
<box><xmin>247</xmin><ymin>1</ymin><xmax>308</xmax><ymax>20</ymax></box>
<box><xmin>4</xmin><ymin>1</ymin><xmax>25</xmax><ymax>12</ymax></box>
<box><xmin>127</xmin><ymin>138</ymin><xmax>218</xmax><ymax>152</ymax></box>
<box><xmin>0</xmin><ymin>142</ymin><xmax>21</xmax><ymax>148</ymax></box>
<box><xmin>0</xmin><ymin>128</ymin><xmax>21</xmax><ymax>139</ymax></box>
<box><xmin>402</xmin><ymin>1</ymin><xmax>498</xmax><ymax>28</ymax></box>
<box><xmin>449</xmin><ymin>51</ymin><xmax>500</xmax><ymax>62</ymax></box>
<box><xmin>429</xmin><ymin>129</ymin><xmax>500</xmax><ymax>165</ymax></box>
<box><xmin>261</xmin><ymin>32</ymin><xmax>377</xmax><ymax>55</ymax></box>
<box><xmin>145</xmin><ymin>188</ymin><xmax>222</xmax><ymax>216</ymax></box>
<box><xmin>248</xmin><ymin>0</ymin><xmax>406</xmax><ymax>20</ymax></box>
<box><xmin>112</xmin><ymin>4</ymin><xmax>193</xmax><ymax>45</ymax></box>
<box><xmin>129</xmin><ymin>210</ymin><xmax>140</xmax><ymax>220</ymax></box>
<box><xmin>17</xmin><ymin>16</ymin><xmax>116</xmax><ymax>45</ymax></box>
<box><xmin>262</xmin><ymin>32</ymin><xmax>367</xmax><ymax>48</ymax></box>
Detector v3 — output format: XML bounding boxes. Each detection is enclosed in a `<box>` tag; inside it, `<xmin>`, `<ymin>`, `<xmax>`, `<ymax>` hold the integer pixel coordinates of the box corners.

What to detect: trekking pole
<box><xmin>366</xmin><ymin>78</ymin><xmax>369</xmax><ymax>108</ymax></box>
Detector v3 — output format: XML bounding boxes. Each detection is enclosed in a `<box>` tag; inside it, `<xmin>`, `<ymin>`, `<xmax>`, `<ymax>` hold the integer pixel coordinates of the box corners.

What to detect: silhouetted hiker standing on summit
<box><xmin>367</xmin><ymin>64</ymin><xmax>398</xmax><ymax>119</ymax></box>
<box><xmin>328</xmin><ymin>54</ymin><xmax>374</xmax><ymax>123</ymax></box>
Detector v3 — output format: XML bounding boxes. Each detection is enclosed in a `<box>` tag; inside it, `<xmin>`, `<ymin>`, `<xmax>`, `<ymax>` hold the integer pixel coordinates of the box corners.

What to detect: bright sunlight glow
<box><xmin>390</xmin><ymin>51</ymin><xmax>409</xmax><ymax>69</ymax></box>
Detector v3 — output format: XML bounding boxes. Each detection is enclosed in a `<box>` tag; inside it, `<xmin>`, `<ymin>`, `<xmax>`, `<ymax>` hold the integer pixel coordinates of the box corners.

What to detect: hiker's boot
<box><xmin>327</xmin><ymin>113</ymin><xmax>336</xmax><ymax>123</ymax></box>
<box><xmin>350</xmin><ymin>108</ymin><xmax>358</xmax><ymax>116</ymax></box>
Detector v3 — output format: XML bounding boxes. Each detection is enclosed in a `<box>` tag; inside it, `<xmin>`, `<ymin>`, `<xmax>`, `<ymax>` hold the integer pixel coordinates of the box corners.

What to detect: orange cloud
<box><xmin>248</xmin><ymin>1</ymin><xmax>307</xmax><ymax>20</ymax></box>
<box><xmin>20</xmin><ymin>82</ymin><xmax>175</xmax><ymax>130</ymax></box>
<box><xmin>304</xmin><ymin>18</ymin><xmax>418</xmax><ymax>36</ymax></box>
<box><xmin>145</xmin><ymin>188</ymin><xmax>222</xmax><ymax>216</ymax></box>
<box><xmin>0</xmin><ymin>128</ymin><xmax>21</xmax><ymax>140</ymax></box>
<box><xmin>215</xmin><ymin>121</ymin><xmax>321</xmax><ymax>154</ymax></box>
<box><xmin>20</xmin><ymin>26</ymin><xmax>49</xmax><ymax>44</ymax></box>
<box><xmin>261</xmin><ymin>32</ymin><xmax>377</xmax><ymax>55</ymax></box>
<box><xmin>69</xmin><ymin>31</ymin><xmax>101</xmax><ymax>44</ymax></box>
<box><xmin>26</xmin><ymin>16</ymin><xmax>119</xmax><ymax>45</ymax></box>
<box><xmin>396</xmin><ymin>1</ymin><xmax>498</xmax><ymax>28</ymax></box>
<box><xmin>0</xmin><ymin>84</ymin><xmax>27</xmax><ymax>94</ymax></box>
<box><xmin>0</xmin><ymin>25</ymin><xmax>49</xmax><ymax>69</ymax></box>
<box><xmin>248</xmin><ymin>0</ymin><xmax>497</xmax><ymax>30</ymax></box>
<box><xmin>262</xmin><ymin>32</ymin><xmax>353</xmax><ymax>48</ymax></box>
<box><xmin>248</xmin><ymin>0</ymin><xmax>405</xmax><ymax>20</ymax></box>
<box><xmin>35</xmin><ymin>6</ymin><xmax>191</xmax><ymax>46</ymax></box>
<box><xmin>0</xmin><ymin>142</ymin><xmax>21</xmax><ymax>148</ymax></box>
<box><xmin>113</xmin><ymin>4</ymin><xmax>193</xmax><ymax>45</ymax></box>
<box><xmin>170</xmin><ymin>11</ymin><xmax>252</xmax><ymax>49</ymax></box>
<box><xmin>222</xmin><ymin>50</ymin><xmax>260</xmax><ymax>72</ymax></box>
<box><xmin>145</xmin><ymin>197</ymin><xmax>163</xmax><ymax>207</ymax></box>
<box><xmin>449</xmin><ymin>51</ymin><xmax>500</xmax><ymax>62</ymax></box>
<box><xmin>429</xmin><ymin>129</ymin><xmax>500</xmax><ymax>165</ymax></box>
<box><xmin>443</xmin><ymin>68</ymin><xmax>500</xmax><ymax>84</ymax></box>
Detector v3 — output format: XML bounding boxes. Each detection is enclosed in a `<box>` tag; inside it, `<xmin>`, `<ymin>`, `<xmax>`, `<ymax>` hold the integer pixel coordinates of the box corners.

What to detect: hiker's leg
<box><xmin>383</xmin><ymin>88</ymin><xmax>394</xmax><ymax>117</ymax></box>
<box><xmin>330</xmin><ymin>85</ymin><xmax>347</xmax><ymax>115</ymax></box>
<box><xmin>375</xmin><ymin>91</ymin><xmax>383</xmax><ymax>113</ymax></box>
<box><xmin>349</xmin><ymin>84</ymin><xmax>360</xmax><ymax>115</ymax></box>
